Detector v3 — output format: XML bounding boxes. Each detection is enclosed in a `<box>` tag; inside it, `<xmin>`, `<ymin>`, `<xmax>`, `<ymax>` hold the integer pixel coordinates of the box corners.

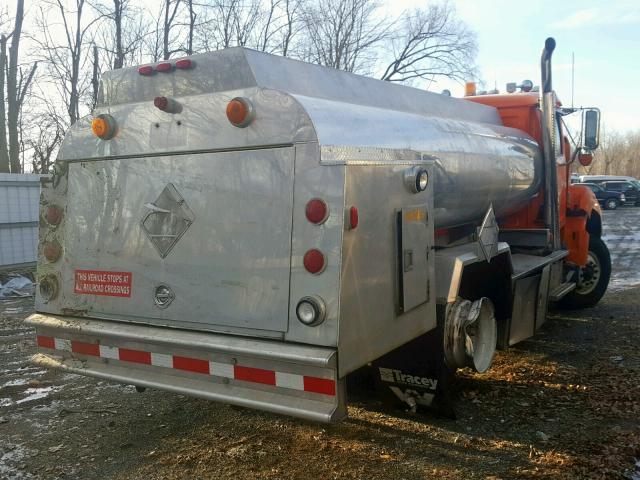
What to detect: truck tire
<box><xmin>560</xmin><ymin>236</ymin><xmax>611</xmax><ymax>309</ymax></box>
<box><xmin>604</xmin><ymin>198</ymin><xmax>618</xmax><ymax>210</ymax></box>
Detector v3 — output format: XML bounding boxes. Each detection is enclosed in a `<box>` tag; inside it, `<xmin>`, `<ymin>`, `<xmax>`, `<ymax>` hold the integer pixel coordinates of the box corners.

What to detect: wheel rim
<box><xmin>575</xmin><ymin>251</ymin><xmax>601</xmax><ymax>295</ymax></box>
<box><xmin>606</xmin><ymin>200</ymin><xmax>616</xmax><ymax>209</ymax></box>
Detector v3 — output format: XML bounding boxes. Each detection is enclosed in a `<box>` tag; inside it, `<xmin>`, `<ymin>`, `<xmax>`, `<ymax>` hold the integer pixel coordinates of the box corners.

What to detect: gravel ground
<box><xmin>1</xmin><ymin>208</ymin><xmax>639</xmax><ymax>480</ymax></box>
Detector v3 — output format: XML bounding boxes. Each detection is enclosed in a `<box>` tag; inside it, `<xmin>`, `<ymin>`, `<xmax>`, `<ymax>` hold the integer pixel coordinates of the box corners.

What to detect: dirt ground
<box><xmin>1</xmin><ymin>209</ymin><xmax>640</xmax><ymax>480</ymax></box>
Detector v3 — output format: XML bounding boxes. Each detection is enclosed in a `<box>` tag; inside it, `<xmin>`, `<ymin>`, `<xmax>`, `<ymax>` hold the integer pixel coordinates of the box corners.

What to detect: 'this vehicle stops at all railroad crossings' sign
<box><xmin>74</xmin><ymin>270</ymin><xmax>132</xmax><ymax>297</ymax></box>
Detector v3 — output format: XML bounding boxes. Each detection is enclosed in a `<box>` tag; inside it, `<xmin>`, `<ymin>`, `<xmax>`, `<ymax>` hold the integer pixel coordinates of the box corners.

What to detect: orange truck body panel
<box><xmin>466</xmin><ymin>93</ymin><xmax>596</xmax><ymax>266</ymax></box>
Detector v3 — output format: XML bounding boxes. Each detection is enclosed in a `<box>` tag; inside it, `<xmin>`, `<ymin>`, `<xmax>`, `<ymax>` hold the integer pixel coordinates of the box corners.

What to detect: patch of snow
<box><xmin>0</xmin><ymin>443</ymin><xmax>37</xmax><ymax>480</ymax></box>
<box><xmin>1</xmin><ymin>378</ymin><xmax>29</xmax><ymax>388</ymax></box>
<box><xmin>15</xmin><ymin>386</ymin><xmax>58</xmax><ymax>405</ymax></box>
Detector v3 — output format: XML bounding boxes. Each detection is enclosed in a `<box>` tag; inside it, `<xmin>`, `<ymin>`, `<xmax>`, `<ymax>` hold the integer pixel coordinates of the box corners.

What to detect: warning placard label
<box><xmin>74</xmin><ymin>270</ymin><xmax>132</xmax><ymax>297</ymax></box>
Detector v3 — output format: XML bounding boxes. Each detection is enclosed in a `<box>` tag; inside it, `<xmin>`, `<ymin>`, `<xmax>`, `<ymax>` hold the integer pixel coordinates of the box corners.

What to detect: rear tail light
<box><xmin>39</xmin><ymin>275</ymin><xmax>59</xmax><ymax>303</ymax></box>
<box><xmin>44</xmin><ymin>205</ymin><xmax>63</xmax><ymax>226</ymax></box>
<box><xmin>296</xmin><ymin>296</ymin><xmax>326</xmax><ymax>326</ymax></box>
<box><xmin>156</xmin><ymin>62</ymin><xmax>173</xmax><ymax>73</ymax></box>
<box><xmin>226</xmin><ymin>97</ymin><xmax>254</xmax><ymax>128</ymax></box>
<box><xmin>138</xmin><ymin>65</ymin><xmax>154</xmax><ymax>76</ymax></box>
<box><xmin>43</xmin><ymin>240</ymin><xmax>62</xmax><ymax>262</ymax></box>
<box><xmin>303</xmin><ymin>249</ymin><xmax>326</xmax><ymax>275</ymax></box>
<box><xmin>305</xmin><ymin>199</ymin><xmax>329</xmax><ymax>224</ymax></box>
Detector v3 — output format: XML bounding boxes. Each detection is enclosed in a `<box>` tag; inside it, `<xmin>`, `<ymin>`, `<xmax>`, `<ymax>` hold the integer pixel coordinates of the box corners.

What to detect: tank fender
<box><xmin>435</xmin><ymin>243</ymin><xmax>513</xmax><ymax>346</ymax></box>
<box><xmin>564</xmin><ymin>184</ymin><xmax>601</xmax><ymax>266</ymax></box>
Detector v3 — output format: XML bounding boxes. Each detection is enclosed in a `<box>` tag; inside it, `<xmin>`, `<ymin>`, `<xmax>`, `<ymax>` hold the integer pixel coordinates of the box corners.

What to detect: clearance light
<box><xmin>175</xmin><ymin>59</ymin><xmax>193</xmax><ymax>70</ymax></box>
<box><xmin>39</xmin><ymin>275</ymin><xmax>59</xmax><ymax>303</ymax></box>
<box><xmin>303</xmin><ymin>249</ymin><xmax>326</xmax><ymax>275</ymax></box>
<box><xmin>156</xmin><ymin>62</ymin><xmax>172</xmax><ymax>73</ymax></box>
<box><xmin>138</xmin><ymin>65</ymin><xmax>154</xmax><ymax>76</ymax></box>
<box><xmin>43</xmin><ymin>240</ymin><xmax>62</xmax><ymax>262</ymax></box>
<box><xmin>44</xmin><ymin>204</ymin><xmax>63</xmax><ymax>226</ymax></box>
<box><xmin>91</xmin><ymin>114</ymin><xmax>117</xmax><ymax>140</ymax></box>
<box><xmin>465</xmin><ymin>82</ymin><xmax>477</xmax><ymax>97</ymax></box>
<box><xmin>296</xmin><ymin>296</ymin><xmax>326</xmax><ymax>326</ymax></box>
<box><xmin>306</xmin><ymin>199</ymin><xmax>329</xmax><ymax>225</ymax></box>
<box><xmin>226</xmin><ymin>97</ymin><xmax>254</xmax><ymax>128</ymax></box>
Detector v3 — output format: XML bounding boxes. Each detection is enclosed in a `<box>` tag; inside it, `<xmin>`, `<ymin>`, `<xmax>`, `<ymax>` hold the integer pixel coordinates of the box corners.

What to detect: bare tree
<box><xmin>0</xmin><ymin>0</ymin><xmax>38</xmax><ymax>173</ymax></box>
<box><xmin>193</xmin><ymin>0</ymin><xmax>268</xmax><ymax>52</ymax></box>
<box><xmin>380</xmin><ymin>2</ymin><xmax>477</xmax><ymax>83</ymax></box>
<box><xmin>91</xmin><ymin>0</ymin><xmax>149</xmax><ymax>69</ymax></box>
<box><xmin>0</xmin><ymin>34</ymin><xmax>9</xmax><ymax>173</ymax></box>
<box><xmin>91</xmin><ymin>43</ymin><xmax>99</xmax><ymax>109</ymax></box>
<box><xmin>278</xmin><ymin>0</ymin><xmax>305</xmax><ymax>56</ymax></box>
<box><xmin>163</xmin><ymin>0</ymin><xmax>182</xmax><ymax>60</ymax></box>
<box><xmin>34</xmin><ymin>0</ymin><xmax>102</xmax><ymax>126</ymax></box>
<box><xmin>300</xmin><ymin>0</ymin><xmax>390</xmax><ymax>74</ymax></box>
<box><xmin>186</xmin><ymin>0</ymin><xmax>196</xmax><ymax>55</ymax></box>
<box><xmin>582</xmin><ymin>128</ymin><xmax>640</xmax><ymax>177</ymax></box>
<box><xmin>25</xmin><ymin>110</ymin><xmax>65</xmax><ymax>174</ymax></box>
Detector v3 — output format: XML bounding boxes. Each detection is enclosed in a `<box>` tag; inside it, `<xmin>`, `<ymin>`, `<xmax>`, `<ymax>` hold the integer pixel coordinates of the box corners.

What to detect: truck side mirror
<box><xmin>582</xmin><ymin>109</ymin><xmax>600</xmax><ymax>150</ymax></box>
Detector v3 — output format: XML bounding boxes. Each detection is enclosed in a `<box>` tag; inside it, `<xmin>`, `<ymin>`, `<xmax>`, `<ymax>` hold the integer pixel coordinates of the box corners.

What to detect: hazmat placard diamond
<box><xmin>141</xmin><ymin>183</ymin><xmax>195</xmax><ymax>258</ymax></box>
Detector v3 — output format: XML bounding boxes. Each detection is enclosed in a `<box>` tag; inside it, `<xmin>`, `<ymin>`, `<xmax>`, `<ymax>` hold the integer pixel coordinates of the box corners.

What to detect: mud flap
<box><xmin>349</xmin><ymin>306</ymin><xmax>457</xmax><ymax>418</ymax></box>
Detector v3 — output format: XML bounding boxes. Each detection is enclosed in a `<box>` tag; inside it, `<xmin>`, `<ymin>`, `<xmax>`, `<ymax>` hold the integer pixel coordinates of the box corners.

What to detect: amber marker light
<box><xmin>226</xmin><ymin>97</ymin><xmax>254</xmax><ymax>128</ymax></box>
<box><xmin>464</xmin><ymin>82</ymin><xmax>477</xmax><ymax>97</ymax></box>
<box><xmin>91</xmin><ymin>114</ymin><xmax>117</xmax><ymax>140</ymax></box>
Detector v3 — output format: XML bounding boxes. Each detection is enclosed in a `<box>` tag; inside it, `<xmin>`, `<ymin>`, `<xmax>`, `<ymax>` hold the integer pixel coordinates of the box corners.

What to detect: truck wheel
<box><xmin>605</xmin><ymin>198</ymin><xmax>618</xmax><ymax>210</ymax></box>
<box><xmin>560</xmin><ymin>236</ymin><xmax>611</xmax><ymax>309</ymax></box>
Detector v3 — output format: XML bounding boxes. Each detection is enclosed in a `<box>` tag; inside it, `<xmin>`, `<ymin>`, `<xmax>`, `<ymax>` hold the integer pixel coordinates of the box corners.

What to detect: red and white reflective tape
<box><xmin>36</xmin><ymin>335</ymin><xmax>336</xmax><ymax>396</ymax></box>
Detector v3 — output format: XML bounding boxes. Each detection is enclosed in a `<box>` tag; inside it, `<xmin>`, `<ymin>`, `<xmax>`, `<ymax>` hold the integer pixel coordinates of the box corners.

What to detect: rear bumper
<box><xmin>25</xmin><ymin>314</ymin><xmax>346</xmax><ymax>423</ymax></box>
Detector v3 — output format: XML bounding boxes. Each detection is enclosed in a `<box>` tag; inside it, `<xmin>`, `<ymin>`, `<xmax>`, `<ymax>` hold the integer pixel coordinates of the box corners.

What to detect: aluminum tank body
<box><xmin>234</xmin><ymin>46</ymin><xmax>545</xmax><ymax>229</ymax></box>
<box><xmin>299</xmin><ymin>91</ymin><xmax>544</xmax><ymax>228</ymax></box>
<box><xmin>79</xmin><ymin>47</ymin><xmax>543</xmax><ymax>228</ymax></box>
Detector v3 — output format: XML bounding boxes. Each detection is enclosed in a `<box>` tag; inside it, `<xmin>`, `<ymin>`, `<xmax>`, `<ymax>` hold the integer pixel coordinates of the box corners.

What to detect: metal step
<box><xmin>549</xmin><ymin>282</ymin><xmax>576</xmax><ymax>302</ymax></box>
<box><xmin>511</xmin><ymin>250</ymin><xmax>568</xmax><ymax>280</ymax></box>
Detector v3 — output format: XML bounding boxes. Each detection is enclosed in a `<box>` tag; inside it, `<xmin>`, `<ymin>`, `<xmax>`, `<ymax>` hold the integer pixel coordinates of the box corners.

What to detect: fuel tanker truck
<box><xmin>26</xmin><ymin>38</ymin><xmax>609</xmax><ymax>422</ymax></box>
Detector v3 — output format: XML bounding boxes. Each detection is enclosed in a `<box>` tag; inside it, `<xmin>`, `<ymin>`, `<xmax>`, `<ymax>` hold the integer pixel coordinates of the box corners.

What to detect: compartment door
<box><xmin>397</xmin><ymin>205</ymin><xmax>430</xmax><ymax>313</ymax></box>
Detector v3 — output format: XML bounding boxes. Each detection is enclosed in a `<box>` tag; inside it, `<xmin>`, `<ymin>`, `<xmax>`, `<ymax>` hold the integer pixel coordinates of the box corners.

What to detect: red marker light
<box><xmin>154</xmin><ymin>96</ymin><xmax>168</xmax><ymax>110</ymax></box>
<box><xmin>43</xmin><ymin>241</ymin><xmax>62</xmax><ymax>262</ymax></box>
<box><xmin>154</xmin><ymin>96</ymin><xmax>182</xmax><ymax>114</ymax></box>
<box><xmin>175</xmin><ymin>59</ymin><xmax>193</xmax><ymax>70</ymax></box>
<box><xmin>138</xmin><ymin>65</ymin><xmax>154</xmax><ymax>76</ymax></box>
<box><xmin>303</xmin><ymin>249</ymin><xmax>326</xmax><ymax>275</ymax></box>
<box><xmin>306</xmin><ymin>199</ymin><xmax>329</xmax><ymax>225</ymax></box>
<box><xmin>349</xmin><ymin>206</ymin><xmax>358</xmax><ymax>229</ymax></box>
<box><xmin>44</xmin><ymin>205</ymin><xmax>63</xmax><ymax>225</ymax></box>
<box><xmin>156</xmin><ymin>62</ymin><xmax>172</xmax><ymax>73</ymax></box>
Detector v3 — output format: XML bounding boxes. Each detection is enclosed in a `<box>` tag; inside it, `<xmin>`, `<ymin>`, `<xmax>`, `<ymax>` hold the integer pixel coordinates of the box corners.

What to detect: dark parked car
<box><xmin>600</xmin><ymin>181</ymin><xmax>640</xmax><ymax>206</ymax></box>
<box><xmin>577</xmin><ymin>183</ymin><xmax>625</xmax><ymax>210</ymax></box>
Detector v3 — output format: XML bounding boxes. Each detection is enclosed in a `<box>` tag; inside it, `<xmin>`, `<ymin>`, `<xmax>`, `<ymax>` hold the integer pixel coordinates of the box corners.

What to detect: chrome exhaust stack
<box><xmin>540</xmin><ymin>37</ymin><xmax>561</xmax><ymax>251</ymax></box>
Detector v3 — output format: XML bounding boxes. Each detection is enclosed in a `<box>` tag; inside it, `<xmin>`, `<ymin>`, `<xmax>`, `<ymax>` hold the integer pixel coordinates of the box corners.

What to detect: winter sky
<box><xmin>387</xmin><ymin>0</ymin><xmax>640</xmax><ymax>133</ymax></box>
<box><xmin>12</xmin><ymin>0</ymin><xmax>640</xmax><ymax>134</ymax></box>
